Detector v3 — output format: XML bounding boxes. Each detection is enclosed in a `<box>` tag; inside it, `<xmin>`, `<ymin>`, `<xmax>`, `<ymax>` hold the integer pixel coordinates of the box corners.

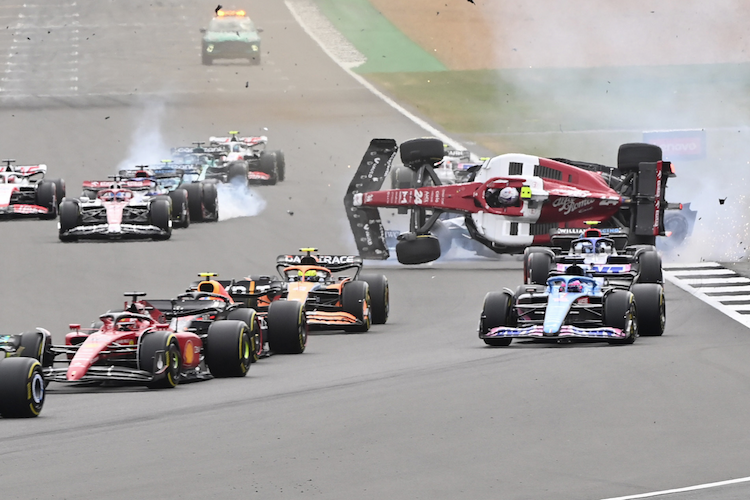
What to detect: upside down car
<box><xmin>344</xmin><ymin>138</ymin><xmax>680</xmax><ymax>264</ymax></box>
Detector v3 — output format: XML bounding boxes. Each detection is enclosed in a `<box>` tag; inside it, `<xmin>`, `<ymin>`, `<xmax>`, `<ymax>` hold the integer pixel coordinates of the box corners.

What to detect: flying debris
<box><xmin>719</xmin><ymin>198</ymin><xmax>727</xmax><ymax>205</ymax></box>
<box><xmin>215</xmin><ymin>4</ymin><xmax>222</xmax><ymax>15</ymax></box>
<box><xmin>467</xmin><ymin>0</ymin><xmax>475</xmax><ymax>4</ymax></box>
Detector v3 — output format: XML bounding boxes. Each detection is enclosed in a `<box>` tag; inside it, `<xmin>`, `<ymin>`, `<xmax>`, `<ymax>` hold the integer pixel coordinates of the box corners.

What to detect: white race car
<box><xmin>0</xmin><ymin>160</ymin><xmax>65</xmax><ymax>219</ymax></box>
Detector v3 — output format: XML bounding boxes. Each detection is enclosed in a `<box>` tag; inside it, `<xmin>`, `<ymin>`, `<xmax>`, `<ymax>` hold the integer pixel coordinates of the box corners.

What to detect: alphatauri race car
<box><xmin>345</xmin><ymin>138</ymin><xmax>678</xmax><ymax>265</ymax></box>
<box><xmin>39</xmin><ymin>293</ymin><xmax>255</xmax><ymax>387</ymax></box>
<box><xmin>208</xmin><ymin>132</ymin><xmax>285</xmax><ymax>184</ymax></box>
<box><xmin>58</xmin><ymin>179</ymin><xmax>172</xmax><ymax>241</ymax></box>
<box><xmin>0</xmin><ymin>330</ymin><xmax>46</xmax><ymax>417</ymax></box>
<box><xmin>478</xmin><ymin>266</ymin><xmax>665</xmax><ymax>347</ymax></box>
<box><xmin>0</xmin><ymin>160</ymin><xmax>65</xmax><ymax>219</ymax></box>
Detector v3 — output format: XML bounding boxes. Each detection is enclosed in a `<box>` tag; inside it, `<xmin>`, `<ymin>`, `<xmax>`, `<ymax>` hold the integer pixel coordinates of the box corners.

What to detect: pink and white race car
<box><xmin>0</xmin><ymin>160</ymin><xmax>65</xmax><ymax>219</ymax></box>
<box><xmin>57</xmin><ymin>179</ymin><xmax>171</xmax><ymax>242</ymax></box>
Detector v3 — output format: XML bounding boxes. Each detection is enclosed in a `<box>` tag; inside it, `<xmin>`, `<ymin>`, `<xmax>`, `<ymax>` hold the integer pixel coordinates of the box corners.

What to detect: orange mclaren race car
<box><xmin>194</xmin><ymin>249</ymin><xmax>389</xmax><ymax>341</ymax></box>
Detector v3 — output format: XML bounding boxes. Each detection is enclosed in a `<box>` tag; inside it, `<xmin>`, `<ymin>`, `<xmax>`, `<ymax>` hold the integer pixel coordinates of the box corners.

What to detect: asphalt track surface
<box><xmin>2</xmin><ymin>2</ymin><xmax>750</xmax><ymax>499</ymax></box>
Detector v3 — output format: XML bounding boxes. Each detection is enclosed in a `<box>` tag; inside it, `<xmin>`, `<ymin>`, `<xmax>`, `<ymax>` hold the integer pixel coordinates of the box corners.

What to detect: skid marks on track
<box><xmin>664</xmin><ymin>262</ymin><xmax>750</xmax><ymax>328</ymax></box>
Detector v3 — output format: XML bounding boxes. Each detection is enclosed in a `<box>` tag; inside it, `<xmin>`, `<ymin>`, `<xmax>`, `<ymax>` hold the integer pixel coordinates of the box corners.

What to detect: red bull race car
<box><xmin>344</xmin><ymin>138</ymin><xmax>679</xmax><ymax>264</ymax></box>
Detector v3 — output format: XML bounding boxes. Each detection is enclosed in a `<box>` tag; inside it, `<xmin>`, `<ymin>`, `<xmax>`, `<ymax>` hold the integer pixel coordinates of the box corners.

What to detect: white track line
<box><xmin>284</xmin><ymin>0</ymin><xmax>478</xmax><ymax>161</ymax></box>
<box><xmin>601</xmin><ymin>475</ymin><xmax>750</xmax><ymax>499</ymax></box>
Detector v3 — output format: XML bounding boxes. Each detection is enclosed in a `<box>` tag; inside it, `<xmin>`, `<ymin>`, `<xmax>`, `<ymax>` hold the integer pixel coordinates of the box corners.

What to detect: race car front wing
<box><xmin>482</xmin><ymin>324</ymin><xmax>626</xmax><ymax>340</ymax></box>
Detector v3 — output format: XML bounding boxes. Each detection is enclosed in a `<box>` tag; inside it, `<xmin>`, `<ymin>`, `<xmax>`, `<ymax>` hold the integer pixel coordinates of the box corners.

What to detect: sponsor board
<box><xmin>643</xmin><ymin>129</ymin><xmax>706</xmax><ymax>161</ymax></box>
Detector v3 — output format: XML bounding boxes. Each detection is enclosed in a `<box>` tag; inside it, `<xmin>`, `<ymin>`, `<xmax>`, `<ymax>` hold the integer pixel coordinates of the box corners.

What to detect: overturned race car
<box><xmin>345</xmin><ymin>138</ymin><xmax>679</xmax><ymax>265</ymax></box>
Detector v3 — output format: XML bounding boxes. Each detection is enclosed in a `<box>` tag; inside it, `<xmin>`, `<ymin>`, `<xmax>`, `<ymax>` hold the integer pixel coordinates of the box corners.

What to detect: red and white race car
<box><xmin>0</xmin><ymin>160</ymin><xmax>65</xmax><ymax>219</ymax></box>
<box><xmin>345</xmin><ymin>138</ymin><xmax>678</xmax><ymax>264</ymax></box>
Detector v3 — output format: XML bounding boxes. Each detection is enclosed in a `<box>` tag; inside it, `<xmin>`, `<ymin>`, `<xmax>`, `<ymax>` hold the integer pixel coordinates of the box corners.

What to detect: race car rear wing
<box><xmin>275</xmin><ymin>254</ymin><xmax>364</xmax><ymax>274</ymax></box>
<box><xmin>82</xmin><ymin>179</ymin><xmax>156</xmax><ymax>190</ymax></box>
<box><xmin>343</xmin><ymin>138</ymin><xmax>399</xmax><ymax>260</ymax></box>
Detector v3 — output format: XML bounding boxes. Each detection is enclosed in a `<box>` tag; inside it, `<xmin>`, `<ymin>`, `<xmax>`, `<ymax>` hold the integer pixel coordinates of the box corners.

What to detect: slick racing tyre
<box><xmin>227</xmin><ymin>308</ymin><xmax>262</xmax><ymax>362</ymax></box>
<box><xmin>18</xmin><ymin>331</ymin><xmax>45</xmax><ymax>361</ymax></box>
<box><xmin>636</xmin><ymin>250</ymin><xmax>663</xmax><ymax>284</ymax></box>
<box><xmin>259</xmin><ymin>153</ymin><xmax>278</xmax><ymax>185</ymax></box>
<box><xmin>395</xmin><ymin>235</ymin><xmax>441</xmax><ymax>265</ymax></box>
<box><xmin>169</xmin><ymin>189</ymin><xmax>190</xmax><ymax>229</ymax></box>
<box><xmin>359</xmin><ymin>274</ymin><xmax>389</xmax><ymax>324</ymax></box>
<box><xmin>149</xmin><ymin>198</ymin><xmax>172</xmax><ymax>240</ymax></box>
<box><xmin>0</xmin><ymin>357</ymin><xmax>45</xmax><ymax>418</ymax></box>
<box><xmin>617</xmin><ymin>143</ymin><xmax>663</xmax><ymax>172</ymax></box>
<box><xmin>399</xmin><ymin>137</ymin><xmax>445</xmax><ymax>169</ymax></box>
<box><xmin>631</xmin><ymin>283</ymin><xmax>666</xmax><ymax>336</ymax></box>
<box><xmin>184</xmin><ymin>183</ymin><xmax>204</xmax><ymax>222</ymax></box>
<box><xmin>48</xmin><ymin>178</ymin><xmax>66</xmax><ymax>207</ymax></box>
<box><xmin>267</xmin><ymin>300</ymin><xmax>307</xmax><ymax>354</ymax></box>
<box><xmin>342</xmin><ymin>280</ymin><xmax>371</xmax><ymax>332</ymax></box>
<box><xmin>603</xmin><ymin>290</ymin><xmax>637</xmax><ymax>345</ymax></box>
<box><xmin>227</xmin><ymin>162</ymin><xmax>250</xmax><ymax>186</ymax></box>
<box><xmin>58</xmin><ymin>199</ymin><xmax>80</xmax><ymax>242</ymax></box>
<box><xmin>37</xmin><ymin>180</ymin><xmax>57</xmax><ymax>220</ymax></box>
<box><xmin>523</xmin><ymin>247</ymin><xmax>555</xmax><ymax>285</ymax></box>
<box><xmin>272</xmin><ymin>150</ymin><xmax>285</xmax><ymax>181</ymax></box>
<box><xmin>139</xmin><ymin>332</ymin><xmax>181</xmax><ymax>389</ymax></box>
<box><xmin>205</xmin><ymin>320</ymin><xmax>252</xmax><ymax>377</ymax></box>
<box><xmin>480</xmin><ymin>291</ymin><xmax>514</xmax><ymax>347</ymax></box>
<box><xmin>390</xmin><ymin>166</ymin><xmax>415</xmax><ymax>190</ymax></box>
<box><xmin>201</xmin><ymin>181</ymin><xmax>219</xmax><ymax>222</ymax></box>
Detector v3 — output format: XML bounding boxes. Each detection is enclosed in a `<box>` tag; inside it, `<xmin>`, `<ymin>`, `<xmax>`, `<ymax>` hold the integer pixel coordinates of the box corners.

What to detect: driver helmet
<box><xmin>232</xmin><ymin>144</ymin><xmax>241</xmax><ymax>152</ymax></box>
<box><xmin>498</xmin><ymin>187</ymin><xmax>519</xmax><ymax>205</ymax></box>
<box><xmin>297</xmin><ymin>269</ymin><xmax>319</xmax><ymax>282</ymax></box>
<box><xmin>6</xmin><ymin>174</ymin><xmax>17</xmax><ymax>184</ymax></box>
<box><xmin>115</xmin><ymin>191</ymin><xmax>128</xmax><ymax>201</ymax></box>
<box><xmin>567</xmin><ymin>279</ymin><xmax>584</xmax><ymax>293</ymax></box>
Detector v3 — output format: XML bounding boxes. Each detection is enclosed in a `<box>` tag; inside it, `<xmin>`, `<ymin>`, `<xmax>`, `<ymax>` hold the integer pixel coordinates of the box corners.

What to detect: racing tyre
<box><xmin>227</xmin><ymin>162</ymin><xmax>250</xmax><ymax>186</ymax></box>
<box><xmin>49</xmin><ymin>178</ymin><xmax>66</xmax><ymax>206</ymax></box>
<box><xmin>201</xmin><ymin>181</ymin><xmax>219</xmax><ymax>222</ymax></box>
<box><xmin>0</xmin><ymin>357</ymin><xmax>45</xmax><ymax>418</ymax></box>
<box><xmin>37</xmin><ymin>180</ymin><xmax>57</xmax><ymax>219</ymax></box>
<box><xmin>139</xmin><ymin>332</ymin><xmax>181</xmax><ymax>389</ymax></box>
<box><xmin>395</xmin><ymin>235</ymin><xmax>441</xmax><ymax>265</ymax></box>
<box><xmin>399</xmin><ymin>138</ymin><xmax>445</xmax><ymax>169</ymax></box>
<box><xmin>184</xmin><ymin>183</ymin><xmax>204</xmax><ymax>222</ymax></box>
<box><xmin>360</xmin><ymin>274</ymin><xmax>389</xmax><ymax>324</ymax></box>
<box><xmin>259</xmin><ymin>153</ymin><xmax>277</xmax><ymax>185</ymax></box>
<box><xmin>169</xmin><ymin>189</ymin><xmax>190</xmax><ymax>229</ymax></box>
<box><xmin>631</xmin><ymin>283</ymin><xmax>666</xmax><ymax>336</ymax></box>
<box><xmin>227</xmin><ymin>308</ymin><xmax>262</xmax><ymax>362</ymax></box>
<box><xmin>617</xmin><ymin>143</ymin><xmax>662</xmax><ymax>172</ymax></box>
<box><xmin>342</xmin><ymin>280</ymin><xmax>371</xmax><ymax>332</ymax></box>
<box><xmin>206</xmin><ymin>320</ymin><xmax>252</xmax><ymax>377</ymax></box>
<box><xmin>390</xmin><ymin>166</ymin><xmax>415</xmax><ymax>190</ymax></box>
<box><xmin>524</xmin><ymin>249</ymin><xmax>554</xmax><ymax>285</ymax></box>
<box><xmin>480</xmin><ymin>291</ymin><xmax>514</xmax><ymax>347</ymax></box>
<box><xmin>637</xmin><ymin>250</ymin><xmax>663</xmax><ymax>283</ymax></box>
<box><xmin>267</xmin><ymin>300</ymin><xmax>307</xmax><ymax>354</ymax></box>
<box><xmin>603</xmin><ymin>290</ymin><xmax>637</xmax><ymax>345</ymax></box>
<box><xmin>273</xmin><ymin>150</ymin><xmax>285</xmax><ymax>181</ymax></box>
<box><xmin>149</xmin><ymin>198</ymin><xmax>172</xmax><ymax>240</ymax></box>
<box><xmin>18</xmin><ymin>331</ymin><xmax>45</xmax><ymax>361</ymax></box>
<box><xmin>58</xmin><ymin>199</ymin><xmax>80</xmax><ymax>242</ymax></box>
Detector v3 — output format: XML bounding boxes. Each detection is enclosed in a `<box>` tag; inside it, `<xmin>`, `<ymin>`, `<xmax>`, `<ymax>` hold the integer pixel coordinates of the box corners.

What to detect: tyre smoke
<box><xmin>217</xmin><ymin>180</ymin><xmax>267</xmax><ymax>221</ymax></box>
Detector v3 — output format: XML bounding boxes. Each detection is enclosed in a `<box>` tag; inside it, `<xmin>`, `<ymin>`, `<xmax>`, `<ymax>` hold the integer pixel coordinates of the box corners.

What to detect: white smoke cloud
<box><xmin>217</xmin><ymin>181</ymin><xmax>267</xmax><ymax>221</ymax></box>
<box><xmin>116</xmin><ymin>101</ymin><xmax>171</xmax><ymax>172</ymax></box>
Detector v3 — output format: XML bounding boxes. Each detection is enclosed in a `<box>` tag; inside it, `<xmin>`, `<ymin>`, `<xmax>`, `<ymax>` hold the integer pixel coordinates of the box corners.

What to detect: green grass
<box><xmin>367</xmin><ymin>63</ymin><xmax>750</xmax><ymax>157</ymax></box>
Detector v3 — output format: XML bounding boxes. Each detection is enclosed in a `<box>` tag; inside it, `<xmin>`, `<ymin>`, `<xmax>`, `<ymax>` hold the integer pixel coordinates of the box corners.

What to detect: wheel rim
<box><xmin>31</xmin><ymin>371</ymin><xmax>44</xmax><ymax>406</ymax></box>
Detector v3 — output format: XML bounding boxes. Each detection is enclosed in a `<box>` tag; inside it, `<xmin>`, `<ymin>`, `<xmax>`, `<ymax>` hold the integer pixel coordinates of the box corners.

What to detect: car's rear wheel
<box><xmin>0</xmin><ymin>358</ymin><xmax>45</xmax><ymax>418</ymax></box>
<box><xmin>267</xmin><ymin>301</ymin><xmax>307</xmax><ymax>354</ymax></box>
<box><xmin>524</xmin><ymin>249</ymin><xmax>554</xmax><ymax>285</ymax></box>
<box><xmin>183</xmin><ymin>183</ymin><xmax>204</xmax><ymax>222</ymax></box>
<box><xmin>480</xmin><ymin>291</ymin><xmax>514</xmax><ymax>347</ymax></box>
<box><xmin>202</xmin><ymin>182</ymin><xmax>219</xmax><ymax>222</ymax></box>
<box><xmin>637</xmin><ymin>250</ymin><xmax>663</xmax><ymax>283</ymax></box>
<box><xmin>206</xmin><ymin>320</ymin><xmax>252</xmax><ymax>377</ymax></box>
<box><xmin>342</xmin><ymin>281</ymin><xmax>371</xmax><ymax>332</ymax></box>
<box><xmin>169</xmin><ymin>189</ymin><xmax>190</xmax><ymax>229</ymax></box>
<box><xmin>395</xmin><ymin>235</ymin><xmax>441</xmax><ymax>265</ymax></box>
<box><xmin>399</xmin><ymin>137</ymin><xmax>445</xmax><ymax>169</ymax></box>
<box><xmin>359</xmin><ymin>274</ymin><xmax>389</xmax><ymax>324</ymax></box>
<box><xmin>631</xmin><ymin>283</ymin><xmax>666</xmax><ymax>336</ymax></box>
<box><xmin>37</xmin><ymin>180</ymin><xmax>57</xmax><ymax>219</ymax></box>
<box><xmin>272</xmin><ymin>150</ymin><xmax>285</xmax><ymax>181</ymax></box>
<box><xmin>139</xmin><ymin>332</ymin><xmax>181</xmax><ymax>389</ymax></box>
<box><xmin>227</xmin><ymin>308</ymin><xmax>262</xmax><ymax>362</ymax></box>
<box><xmin>49</xmin><ymin>178</ymin><xmax>66</xmax><ymax>207</ymax></box>
<box><xmin>227</xmin><ymin>162</ymin><xmax>250</xmax><ymax>186</ymax></box>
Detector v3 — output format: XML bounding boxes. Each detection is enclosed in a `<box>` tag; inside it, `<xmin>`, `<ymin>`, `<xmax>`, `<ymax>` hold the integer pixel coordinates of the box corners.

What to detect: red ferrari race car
<box><xmin>38</xmin><ymin>293</ymin><xmax>255</xmax><ymax>388</ymax></box>
<box><xmin>0</xmin><ymin>330</ymin><xmax>47</xmax><ymax>417</ymax></box>
<box><xmin>0</xmin><ymin>159</ymin><xmax>65</xmax><ymax>219</ymax></box>
<box><xmin>344</xmin><ymin>138</ymin><xmax>680</xmax><ymax>264</ymax></box>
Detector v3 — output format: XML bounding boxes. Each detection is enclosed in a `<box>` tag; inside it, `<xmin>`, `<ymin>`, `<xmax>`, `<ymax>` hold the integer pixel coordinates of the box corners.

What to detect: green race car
<box><xmin>201</xmin><ymin>10</ymin><xmax>262</xmax><ymax>65</ymax></box>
